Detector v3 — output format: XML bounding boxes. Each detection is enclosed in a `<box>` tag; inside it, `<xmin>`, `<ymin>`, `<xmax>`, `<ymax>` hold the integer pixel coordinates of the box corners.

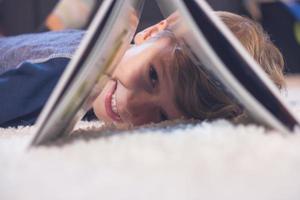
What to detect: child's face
<box><xmin>93</xmin><ymin>20</ymin><xmax>184</xmax><ymax>126</ymax></box>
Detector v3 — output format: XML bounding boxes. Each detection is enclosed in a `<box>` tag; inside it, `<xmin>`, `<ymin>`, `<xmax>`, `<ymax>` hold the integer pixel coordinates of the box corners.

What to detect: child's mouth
<box><xmin>105</xmin><ymin>80</ymin><xmax>122</xmax><ymax>122</ymax></box>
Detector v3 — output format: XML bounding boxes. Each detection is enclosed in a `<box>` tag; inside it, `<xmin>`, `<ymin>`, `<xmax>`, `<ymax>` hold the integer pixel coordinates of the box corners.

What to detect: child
<box><xmin>0</xmin><ymin>12</ymin><xmax>285</xmax><ymax>127</ymax></box>
<box><xmin>92</xmin><ymin>11</ymin><xmax>285</xmax><ymax>127</ymax></box>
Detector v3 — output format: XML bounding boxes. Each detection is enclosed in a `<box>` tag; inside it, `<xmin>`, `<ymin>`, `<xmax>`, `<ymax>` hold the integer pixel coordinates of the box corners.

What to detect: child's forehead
<box><xmin>149</xmin><ymin>29</ymin><xmax>178</xmax><ymax>45</ymax></box>
<box><xmin>151</xmin><ymin>35</ymin><xmax>179</xmax><ymax>57</ymax></box>
<box><xmin>150</xmin><ymin>43</ymin><xmax>177</xmax><ymax>71</ymax></box>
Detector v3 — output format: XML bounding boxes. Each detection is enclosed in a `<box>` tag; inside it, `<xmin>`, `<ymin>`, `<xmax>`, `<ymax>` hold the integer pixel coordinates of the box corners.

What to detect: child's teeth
<box><xmin>111</xmin><ymin>92</ymin><xmax>118</xmax><ymax>115</ymax></box>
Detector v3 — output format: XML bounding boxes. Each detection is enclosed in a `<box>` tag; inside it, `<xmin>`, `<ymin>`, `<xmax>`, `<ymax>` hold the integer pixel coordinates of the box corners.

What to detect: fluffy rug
<box><xmin>1</xmin><ymin>78</ymin><xmax>300</xmax><ymax>200</ymax></box>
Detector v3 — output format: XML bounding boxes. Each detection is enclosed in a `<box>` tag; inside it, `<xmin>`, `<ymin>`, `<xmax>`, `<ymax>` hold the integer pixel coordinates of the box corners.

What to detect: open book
<box><xmin>31</xmin><ymin>0</ymin><xmax>299</xmax><ymax>146</ymax></box>
<box><xmin>157</xmin><ymin>0</ymin><xmax>300</xmax><ymax>134</ymax></box>
<box><xmin>31</xmin><ymin>0</ymin><xmax>145</xmax><ymax>145</ymax></box>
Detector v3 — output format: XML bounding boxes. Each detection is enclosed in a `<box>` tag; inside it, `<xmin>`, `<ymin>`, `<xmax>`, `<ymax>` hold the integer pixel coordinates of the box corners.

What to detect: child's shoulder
<box><xmin>0</xmin><ymin>30</ymin><xmax>85</xmax><ymax>74</ymax></box>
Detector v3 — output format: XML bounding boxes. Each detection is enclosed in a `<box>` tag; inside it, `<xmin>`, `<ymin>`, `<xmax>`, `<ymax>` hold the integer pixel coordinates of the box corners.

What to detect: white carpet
<box><xmin>1</xmin><ymin>78</ymin><xmax>300</xmax><ymax>200</ymax></box>
<box><xmin>1</xmin><ymin>118</ymin><xmax>300</xmax><ymax>200</ymax></box>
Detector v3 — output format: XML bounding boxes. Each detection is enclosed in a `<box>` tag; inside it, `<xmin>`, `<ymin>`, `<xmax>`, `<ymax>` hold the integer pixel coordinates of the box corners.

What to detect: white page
<box><xmin>31</xmin><ymin>0</ymin><xmax>145</xmax><ymax>146</ymax></box>
<box><xmin>157</xmin><ymin>0</ymin><xmax>300</xmax><ymax>134</ymax></box>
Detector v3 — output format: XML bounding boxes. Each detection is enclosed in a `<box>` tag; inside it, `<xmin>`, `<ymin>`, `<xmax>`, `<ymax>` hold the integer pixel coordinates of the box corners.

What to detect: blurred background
<box><xmin>0</xmin><ymin>0</ymin><xmax>300</xmax><ymax>73</ymax></box>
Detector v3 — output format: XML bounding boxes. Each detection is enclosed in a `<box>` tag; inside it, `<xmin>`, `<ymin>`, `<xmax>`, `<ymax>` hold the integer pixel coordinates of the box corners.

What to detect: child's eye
<box><xmin>149</xmin><ymin>64</ymin><xmax>158</xmax><ymax>88</ymax></box>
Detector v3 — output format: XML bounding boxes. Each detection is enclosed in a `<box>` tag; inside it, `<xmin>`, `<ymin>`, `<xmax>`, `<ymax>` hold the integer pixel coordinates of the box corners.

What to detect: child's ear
<box><xmin>134</xmin><ymin>20</ymin><xmax>168</xmax><ymax>45</ymax></box>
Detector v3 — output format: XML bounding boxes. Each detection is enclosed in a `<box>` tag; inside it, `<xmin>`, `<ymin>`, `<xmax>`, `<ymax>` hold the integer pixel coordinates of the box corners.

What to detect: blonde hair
<box><xmin>170</xmin><ymin>11</ymin><xmax>285</xmax><ymax>120</ymax></box>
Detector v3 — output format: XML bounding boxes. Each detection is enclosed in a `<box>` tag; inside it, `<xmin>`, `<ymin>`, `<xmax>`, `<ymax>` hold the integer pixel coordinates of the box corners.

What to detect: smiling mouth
<box><xmin>105</xmin><ymin>80</ymin><xmax>122</xmax><ymax>122</ymax></box>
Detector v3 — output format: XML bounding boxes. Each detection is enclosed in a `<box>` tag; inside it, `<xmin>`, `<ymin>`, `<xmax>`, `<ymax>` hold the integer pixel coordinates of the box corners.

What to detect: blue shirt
<box><xmin>0</xmin><ymin>30</ymin><xmax>83</xmax><ymax>74</ymax></box>
<box><xmin>0</xmin><ymin>57</ymin><xmax>69</xmax><ymax>127</ymax></box>
<box><xmin>0</xmin><ymin>30</ymin><xmax>96</xmax><ymax>127</ymax></box>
